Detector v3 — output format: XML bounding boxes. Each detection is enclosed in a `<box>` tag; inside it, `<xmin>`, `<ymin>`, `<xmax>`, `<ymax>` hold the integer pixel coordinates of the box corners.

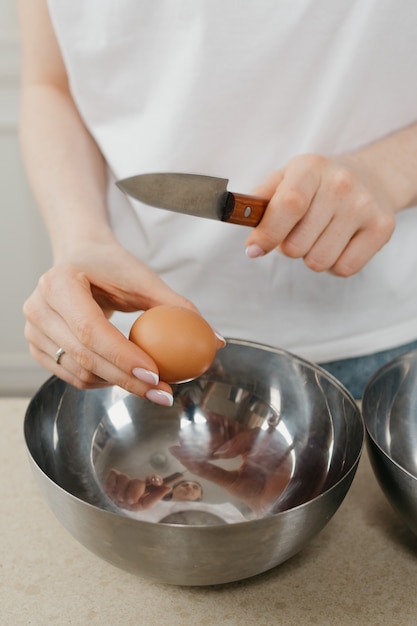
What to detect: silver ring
<box><xmin>54</xmin><ymin>347</ymin><xmax>65</xmax><ymax>365</ymax></box>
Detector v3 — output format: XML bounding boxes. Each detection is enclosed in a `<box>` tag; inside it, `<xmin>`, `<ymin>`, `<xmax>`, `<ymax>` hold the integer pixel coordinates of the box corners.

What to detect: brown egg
<box><xmin>129</xmin><ymin>305</ymin><xmax>222</xmax><ymax>383</ymax></box>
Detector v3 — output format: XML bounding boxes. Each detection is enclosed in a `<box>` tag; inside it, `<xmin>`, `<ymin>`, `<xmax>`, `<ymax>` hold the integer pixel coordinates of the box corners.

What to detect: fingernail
<box><xmin>133</xmin><ymin>367</ymin><xmax>159</xmax><ymax>385</ymax></box>
<box><xmin>214</xmin><ymin>330</ymin><xmax>226</xmax><ymax>347</ymax></box>
<box><xmin>145</xmin><ymin>389</ymin><xmax>174</xmax><ymax>407</ymax></box>
<box><xmin>245</xmin><ymin>244</ymin><xmax>266</xmax><ymax>258</ymax></box>
<box><xmin>148</xmin><ymin>475</ymin><xmax>163</xmax><ymax>486</ymax></box>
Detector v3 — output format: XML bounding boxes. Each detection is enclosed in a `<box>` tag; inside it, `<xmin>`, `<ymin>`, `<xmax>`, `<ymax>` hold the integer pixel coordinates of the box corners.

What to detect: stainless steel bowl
<box><xmin>362</xmin><ymin>349</ymin><xmax>417</xmax><ymax>536</ymax></box>
<box><xmin>24</xmin><ymin>339</ymin><xmax>363</xmax><ymax>586</ymax></box>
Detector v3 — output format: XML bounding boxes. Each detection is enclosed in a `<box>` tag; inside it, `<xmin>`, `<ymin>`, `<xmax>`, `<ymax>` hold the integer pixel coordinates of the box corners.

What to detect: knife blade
<box><xmin>116</xmin><ymin>172</ymin><xmax>268</xmax><ymax>226</ymax></box>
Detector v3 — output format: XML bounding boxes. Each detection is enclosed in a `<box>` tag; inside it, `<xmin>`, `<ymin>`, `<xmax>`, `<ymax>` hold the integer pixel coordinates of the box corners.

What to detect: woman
<box><xmin>17</xmin><ymin>1</ymin><xmax>417</xmax><ymax>402</ymax></box>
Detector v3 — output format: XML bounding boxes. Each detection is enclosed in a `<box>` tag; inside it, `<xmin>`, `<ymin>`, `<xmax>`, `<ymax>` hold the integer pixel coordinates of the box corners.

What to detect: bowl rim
<box><xmin>226</xmin><ymin>338</ymin><xmax>363</xmax><ymax>403</ymax></box>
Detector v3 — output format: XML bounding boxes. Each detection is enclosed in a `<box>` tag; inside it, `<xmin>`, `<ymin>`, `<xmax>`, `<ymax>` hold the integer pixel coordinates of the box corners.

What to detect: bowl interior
<box><xmin>25</xmin><ymin>339</ymin><xmax>363</xmax><ymax>526</ymax></box>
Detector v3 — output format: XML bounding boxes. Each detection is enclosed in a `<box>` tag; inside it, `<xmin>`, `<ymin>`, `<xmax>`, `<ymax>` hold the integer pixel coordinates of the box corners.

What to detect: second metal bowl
<box><xmin>362</xmin><ymin>349</ymin><xmax>417</xmax><ymax>536</ymax></box>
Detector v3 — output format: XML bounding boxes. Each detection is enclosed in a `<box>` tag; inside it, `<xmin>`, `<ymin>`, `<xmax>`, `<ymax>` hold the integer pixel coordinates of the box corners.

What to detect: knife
<box><xmin>116</xmin><ymin>172</ymin><xmax>268</xmax><ymax>226</ymax></box>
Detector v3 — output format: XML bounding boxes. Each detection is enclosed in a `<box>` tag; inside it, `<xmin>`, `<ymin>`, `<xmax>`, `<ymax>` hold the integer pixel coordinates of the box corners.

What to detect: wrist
<box><xmin>50</xmin><ymin>221</ymin><xmax>116</xmax><ymax>264</ymax></box>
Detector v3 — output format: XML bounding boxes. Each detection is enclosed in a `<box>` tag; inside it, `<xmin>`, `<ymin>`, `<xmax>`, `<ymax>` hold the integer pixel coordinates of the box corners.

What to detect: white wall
<box><xmin>0</xmin><ymin>0</ymin><xmax>52</xmax><ymax>395</ymax></box>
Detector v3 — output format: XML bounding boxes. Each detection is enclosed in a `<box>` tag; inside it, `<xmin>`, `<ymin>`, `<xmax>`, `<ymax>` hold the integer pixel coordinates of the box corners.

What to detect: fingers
<box><xmin>246</xmin><ymin>154</ymin><xmax>396</xmax><ymax>276</ymax></box>
<box><xmin>22</xmin><ymin>227</ymin><xmax>222</xmax><ymax>402</ymax></box>
<box><xmin>169</xmin><ymin>444</ymin><xmax>204</xmax><ymax>468</ymax></box>
<box><xmin>203</xmin><ymin>411</ymin><xmax>242</xmax><ymax>441</ymax></box>
<box><xmin>124</xmin><ymin>478</ymin><xmax>149</xmax><ymax>503</ymax></box>
<box><xmin>23</xmin><ymin>259</ymin><xmax>222</xmax><ymax>404</ymax></box>
<box><xmin>131</xmin><ymin>485</ymin><xmax>171</xmax><ymax>510</ymax></box>
<box><xmin>24</xmin><ymin>292</ymin><xmax>109</xmax><ymax>387</ymax></box>
<box><xmin>246</xmin><ymin>156</ymin><xmax>321</xmax><ymax>256</ymax></box>
<box><xmin>145</xmin><ymin>474</ymin><xmax>164</xmax><ymax>487</ymax></box>
<box><xmin>327</xmin><ymin>224</ymin><xmax>393</xmax><ymax>276</ymax></box>
<box><xmin>105</xmin><ymin>469</ymin><xmax>132</xmax><ymax>502</ymax></box>
<box><xmin>23</xmin><ymin>264</ymin><xmax>175</xmax><ymax>404</ymax></box>
<box><xmin>213</xmin><ymin>429</ymin><xmax>259</xmax><ymax>458</ymax></box>
<box><xmin>104</xmin><ymin>469</ymin><xmax>169</xmax><ymax>510</ymax></box>
<box><xmin>24</xmin><ymin>294</ymin><xmax>170</xmax><ymax>399</ymax></box>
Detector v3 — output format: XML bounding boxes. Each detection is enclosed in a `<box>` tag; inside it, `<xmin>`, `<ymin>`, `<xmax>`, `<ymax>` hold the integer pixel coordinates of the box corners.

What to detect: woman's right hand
<box><xmin>23</xmin><ymin>236</ymin><xmax>197</xmax><ymax>405</ymax></box>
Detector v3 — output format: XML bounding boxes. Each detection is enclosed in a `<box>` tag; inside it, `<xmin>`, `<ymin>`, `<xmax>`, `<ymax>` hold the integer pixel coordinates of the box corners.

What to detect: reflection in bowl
<box><xmin>362</xmin><ymin>349</ymin><xmax>417</xmax><ymax>536</ymax></box>
<box><xmin>24</xmin><ymin>339</ymin><xmax>363</xmax><ymax>586</ymax></box>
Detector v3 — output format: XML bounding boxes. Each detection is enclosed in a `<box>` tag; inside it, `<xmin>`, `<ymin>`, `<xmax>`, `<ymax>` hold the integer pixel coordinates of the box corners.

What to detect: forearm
<box><xmin>19</xmin><ymin>83</ymin><xmax>113</xmax><ymax>262</ymax></box>
<box><xmin>346</xmin><ymin>121</ymin><xmax>417</xmax><ymax>214</ymax></box>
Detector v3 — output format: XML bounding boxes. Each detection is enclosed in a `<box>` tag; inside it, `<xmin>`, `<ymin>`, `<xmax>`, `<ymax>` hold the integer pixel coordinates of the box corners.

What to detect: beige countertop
<box><xmin>1</xmin><ymin>396</ymin><xmax>417</xmax><ymax>626</ymax></box>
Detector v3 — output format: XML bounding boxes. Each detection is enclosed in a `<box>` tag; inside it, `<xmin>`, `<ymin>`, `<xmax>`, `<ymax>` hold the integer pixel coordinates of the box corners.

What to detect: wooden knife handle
<box><xmin>222</xmin><ymin>192</ymin><xmax>269</xmax><ymax>226</ymax></box>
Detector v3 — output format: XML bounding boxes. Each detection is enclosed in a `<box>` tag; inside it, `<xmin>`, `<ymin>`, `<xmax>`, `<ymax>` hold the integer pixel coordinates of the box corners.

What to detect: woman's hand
<box><xmin>105</xmin><ymin>469</ymin><xmax>171</xmax><ymax>510</ymax></box>
<box><xmin>246</xmin><ymin>152</ymin><xmax>399</xmax><ymax>276</ymax></box>
<box><xmin>23</xmin><ymin>236</ymin><xmax>197</xmax><ymax>405</ymax></box>
<box><xmin>170</xmin><ymin>411</ymin><xmax>293</xmax><ymax>515</ymax></box>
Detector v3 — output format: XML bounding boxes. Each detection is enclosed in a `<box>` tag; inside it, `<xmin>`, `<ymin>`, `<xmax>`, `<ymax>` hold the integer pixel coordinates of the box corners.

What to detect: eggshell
<box><xmin>129</xmin><ymin>305</ymin><xmax>220</xmax><ymax>383</ymax></box>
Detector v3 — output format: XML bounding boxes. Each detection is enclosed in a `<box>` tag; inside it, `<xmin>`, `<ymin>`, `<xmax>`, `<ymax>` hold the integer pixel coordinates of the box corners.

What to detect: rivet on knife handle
<box><xmin>222</xmin><ymin>193</ymin><xmax>269</xmax><ymax>226</ymax></box>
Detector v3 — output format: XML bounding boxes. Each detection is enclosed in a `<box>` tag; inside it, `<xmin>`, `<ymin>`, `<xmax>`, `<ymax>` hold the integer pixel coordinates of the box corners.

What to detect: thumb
<box><xmin>131</xmin><ymin>267</ymin><xmax>197</xmax><ymax>312</ymax></box>
<box><xmin>250</xmin><ymin>169</ymin><xmax>284</xmax><ymax>199</ymax></box>
<box><xmin>245</xmin><ymin>169</ymin><xmax>285</xmax><ymax>259</ymax></box>
<box><xmin>134</xmin><ymin>268</ymin><xmax>226</xmax><ymax>348</ymax></box>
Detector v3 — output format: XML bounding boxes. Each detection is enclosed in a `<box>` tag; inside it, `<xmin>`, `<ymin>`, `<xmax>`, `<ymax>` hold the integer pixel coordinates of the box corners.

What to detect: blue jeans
<box><xmin>319</xmin><ymin>339</ymin><xmax>417</xmax><ymax>400</ymax></box>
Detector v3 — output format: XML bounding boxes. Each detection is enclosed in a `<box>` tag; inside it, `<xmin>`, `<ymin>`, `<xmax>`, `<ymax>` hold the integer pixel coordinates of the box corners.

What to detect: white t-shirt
<box><xmin>47</xmin><ymin>0</ymin><xmax>417</xmax><ymax>362</ymax></box>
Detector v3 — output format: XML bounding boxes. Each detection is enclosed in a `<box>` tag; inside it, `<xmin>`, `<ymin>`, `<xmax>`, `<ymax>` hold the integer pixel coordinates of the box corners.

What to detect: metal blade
<box><xmin>116</xmin><ymin>172</ymin><xmax>229</xmax><ymax>220</ymax></box>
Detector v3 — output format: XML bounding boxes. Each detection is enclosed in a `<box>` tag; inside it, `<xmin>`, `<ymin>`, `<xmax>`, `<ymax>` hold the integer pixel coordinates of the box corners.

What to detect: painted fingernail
<box><xmin>214</xmin><ymin>330</ymin><xmax>226</xmax><ymax>347</ymax></box>
<box><xmin>147</xmin><ymin>475</ymin><xmax>163</xmax><ymax>486</ymax></box>
<box><xmin>132</xmin><ymin>367</ymin><xmax>159</xmax><ymax>385</ymax></box>
<box><xmin>245</xmin><ymin>244</ymin><xmax>266</xmax><ymax>258</ymax></box>
<box><xmin>145</xmin><ymin>389</ymin><xmax>174</xmax><ymax>407</ymax></box>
